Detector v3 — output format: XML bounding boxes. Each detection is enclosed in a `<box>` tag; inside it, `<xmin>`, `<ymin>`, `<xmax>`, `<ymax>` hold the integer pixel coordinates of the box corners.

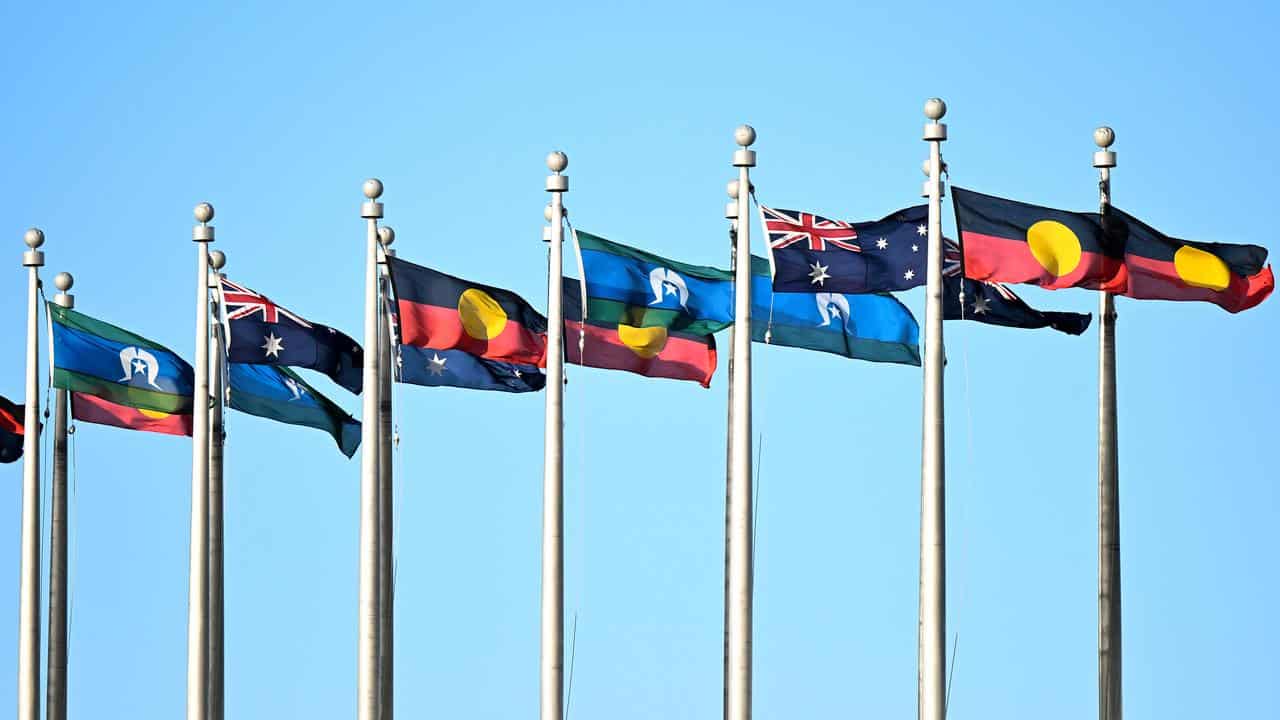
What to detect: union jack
<box><xmin>761</xmin><ymin>206</ymin><xmax>860</xmax><ymax>252</ymax></box>
<box><xmin>219</xmin><ymin>277</ymin><xmax>313</xmax><ymax>327</ymax></box>
<box><xmin>944</xmin><ymin>239</ymin><xmax>1017</xmax><ymax>301</ymax></box>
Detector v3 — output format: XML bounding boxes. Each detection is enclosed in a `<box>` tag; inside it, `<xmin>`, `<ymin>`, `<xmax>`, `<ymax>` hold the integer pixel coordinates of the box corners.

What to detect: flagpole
<box><xmin>188</xmin><ymin>202</ymin><xmax>215</xmax><ymax>720</ymax></box>
<box><xmin>919</xmin><ymin>98</ymin><xmax>948</xmax><ymax>720</ymax></box>
<box><xmin>541</xmin><ymin>151</ymin><xmax>568</xmax><ymax>720</ymax></box>
<box><xmin>376</xmin><ymin>225</ymin><xmax>396</xmax><ymax>720</ymax></box>
<box><xmin>17</xmin><ymin>228</ymin><xmax>44</xmax><ymax>720</ymax></box>
<box><xmin>722</xmin><ymin>179</ymin><xmax>740</xmax><ymax>720</ymax></box>
<box><xmin>726</xmin><ymin>125</ymin><xmax>756</xmax><ymax>720</ymax></box>
<box><xmin>207</xmin><ymin>249</ymin><xmax>227</xmax><ymax>720</ymax></box>
<box><xmin>46</xmin><ymin>271</ymin><xmax>74</xmax><ymax>720</ymax></box>
<box><xmin>1093</xmin><ymin>126</ymin><xmax>1121</xmax><ymax>720</ymax></box>
<box><xmin>358</xmin><ymin>179</ymin><xmax>385</xmax><ymax>720</ymax></box>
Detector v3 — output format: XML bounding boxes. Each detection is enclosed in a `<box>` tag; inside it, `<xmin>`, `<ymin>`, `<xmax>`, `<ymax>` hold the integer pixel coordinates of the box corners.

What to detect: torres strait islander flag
<box><xmin>48</xmin><ymin>304</ymin><xmax>194</xmax><ymax>436</ymax></box>
<box><xmin>954</xmin><ymin>187</ymin><xmax>1273</xmax><ymax>313</ymax></box>
<box><xmin>562</xmin><ymin>276</ymin><xmax>718</xmax><ymax>387</ymax></box>
<box><xmin>387</xmin><ymin>255</ymin><xmax>548</xmax><ymax>366</ymax></box>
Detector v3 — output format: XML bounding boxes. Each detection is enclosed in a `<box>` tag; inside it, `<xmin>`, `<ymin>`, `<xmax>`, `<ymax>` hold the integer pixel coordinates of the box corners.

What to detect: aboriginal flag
<box><xmin>954</xmin><ymin>187</ymin><xmax>1273</xmax><ymax>313</ymax></box>
<box><xmin>0</xmin><ymin>396</ymin><xmax>24</xmax><ymax>463</ymax></box>
<box><xmin>562</xmin><ymin>277</ymin><xmax>718</xmax><ymax>387</ymax></box>
<box><xmin>387</xmin><ymin>255</ymin><xmax>548</xmax><ymax>366</ymax></box>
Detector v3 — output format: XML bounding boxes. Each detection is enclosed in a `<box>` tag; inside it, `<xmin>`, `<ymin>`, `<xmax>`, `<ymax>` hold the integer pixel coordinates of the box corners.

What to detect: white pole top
<box><xmin>363</xmin><ymin>179</ymin><xmax>384</xmax><ymax>199</ymax></box>
<box><xmin>194</xmin><ymin>202</ymin><xmax>215</xmax><ymax>224</ymax></box>
<box><xmin>924</xmin><ymin>98</ymin><xmax>947</xmax><ymax>120</ymax></box>
<box><xmin>546</xmin><ymin>151</ymin><xmax>568</xmax><ymax>173</ymax></box>
<box><xmin>23</xmin><ymin>229</ymin><xmax>44</xmax><ymax>248</ymax></box>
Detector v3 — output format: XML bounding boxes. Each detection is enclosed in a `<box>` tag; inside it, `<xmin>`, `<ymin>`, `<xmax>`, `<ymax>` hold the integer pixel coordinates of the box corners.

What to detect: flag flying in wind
<box><xmin>943</xmin><ymin>239</ymin><xmax>1092</xmax><ymax>335</ymax></box>
<box><xmin>575</xmin><ymin>231</ymin><xmax>734</xmax><ymax>336</ymax></box>
<box><xmin>227</xmin><ymin>363</ymin><xmax>361</xmax><ymax>457</ymax></box>
<box><xmin>218</xmin><ymin>276</ymin><xmax>363</xmax><ymax>394</ymax></box>
<box><xmin>398</xmin><ymin>345</ymin><xmax>545</xmax><ymax>393</ymax></box>
<box><xmin>562</xmin><ymin>276</ymin><xmax>718</xmax><ymax>387</ymax></box>
<box><xmin>0</xmin><ymin>396</ymin><xmax>24</xmax><ymax>463</ymax></box>
<box><xmin>761</xmin><ymin>204</ymin><xmax>929</xmax><ymax>293</ymax></box>
<box><xmin>750</xmin><ymin>256</ymin><xmax>921</xmax><ymax>366</ymax></box>
<box><xmin>387</xmin><ymin>255</ymin><xmax>548</xmax><ymax>366</ymax></box>
<box><xmin>953</xmin><ymin>186</ymin><xmax>1274</xmax><ymax>312</ymax></box>
<box><xmin>49</xmin><ymin>304</ymin><xmax>194</xmax><ymax>435</ymax></box>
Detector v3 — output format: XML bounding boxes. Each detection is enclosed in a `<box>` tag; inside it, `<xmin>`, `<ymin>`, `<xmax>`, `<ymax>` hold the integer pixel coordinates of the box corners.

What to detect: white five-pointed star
<box><xmin>808</xmin><ymin>261</ymin><xmax>831</xmax><ymax>286</ymax></box>
<box><xmin>131</xmin><ymin>359</ymin><xmax>148</xmax><ymax>374</ymax></box>
<box><xmin>917</xmin><ymin>224</ymin><xmax>927</xmax><ymax>236</ymax></box>
<box><xmin>912</xmin><ymin>244</ymin><xmax>919</xmax><ymax>253</ymax></box>
<box><xmin>876</xmin><ymin>237</ymin><xmax>888</xmax><ymax>250</ymax></box>
<box><xmin>428</xmin><ymin>353</ymin><xmax>447</xmax><ymax>376</ymax></box>
<box><xmin>261</xmin><ymin>333</ymin><xmax>284</xmax><ymax>358</ymax></box>
<box><xmin>664</xmin><ymin>283</ymin><xmax>678</xmax><ymax>296</ymax></box>
<box><xmin>903</xmin><ymin>269</ymin><xmax>916</xmax><ymax>281</ymax></box>
<box><xmin>972</xmin><ymin>295</ymin><xmax>991</xmax><ymax>314</ymax></box>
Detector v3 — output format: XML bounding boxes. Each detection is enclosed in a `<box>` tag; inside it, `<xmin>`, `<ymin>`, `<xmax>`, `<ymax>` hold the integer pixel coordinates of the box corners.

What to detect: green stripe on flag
<box><xmin>48</xmin><ymin>305</ymin><xmax>172</xmax><ymax>352</ymax></box>
<box><xmin>576</xmin><ymin>231</ymin><xmax>734</xmax><ymax>282</ymax></box>
<box><xmin>52</xmin><ymin>368</ymin><xmax>194</xmax><ymax>414</ymax></box>
<box><xmin>583</xmin><ymin>297</ymin><xmax>730</xmax><ymax>336</ymax></box>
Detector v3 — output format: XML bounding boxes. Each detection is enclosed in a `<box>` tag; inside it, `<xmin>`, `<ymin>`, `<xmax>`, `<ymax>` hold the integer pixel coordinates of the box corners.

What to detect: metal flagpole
<box><xmin>207</xmin><ymin>249</ymin><xmax>227</xmax><ymax>720</ymax></box>
<box><xmin>541</xmin><ymin>151</ymin><xmax>568</xmax><ymax>720</ymax></box>
<box><xmin>17</xmin><ymin>228</ymin><xmax>44</xmax><ymax>720</ymax></box>
<box><xmin>46</xmin><ymin>271</ymin><xmax>74</xmax><ymax>720</ymax></box>
<box><xmin>726</xmin><ymin>125</ymin><xmax>756</xmax><ymax>720</ymax></box>
<box><xmin>722</xmin><ymin>179</ymin><xmax>740</xmax><ymax>720</ymax></box>
<box><xmin>358</xmin><ymin>179</ymin><xmax>384</xmax><ymax>720</ymax></box>
<box><xmin>377</xmin><ymin>225</ymin><xmax>396</xmax><ymax>720</ymax></box>
<box><xmin>919</xmin><ymin>98</ymin><xmax>948</xmax><ymax>720</ymax></box>
<box><xmin>187</xmin><ymin>202</ymin><xmax>215</xmax><ymax>720</ymax></box>
<box><xmin>1093</xmin><ymin>126</ymin><xmax>1121</xmax><ymax>720</ymax></box>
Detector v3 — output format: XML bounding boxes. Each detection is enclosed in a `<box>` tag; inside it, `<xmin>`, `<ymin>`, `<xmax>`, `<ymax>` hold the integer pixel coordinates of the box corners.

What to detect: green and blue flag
<box><xmin>227</xmin><ymin>363</ymin><xmax>361</xmax><ymax>457</ymax></box>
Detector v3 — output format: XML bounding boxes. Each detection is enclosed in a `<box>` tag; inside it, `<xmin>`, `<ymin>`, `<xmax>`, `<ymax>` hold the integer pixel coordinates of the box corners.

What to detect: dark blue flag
<box><xmin>218</xmin><ymin>276</ymin><xmax>363</xmax><ymax>394</ymax></box>
<box><xmin>761</xmin><ymin>204</ymin><xmax>929</xmax><ymax>293</ymax></box>
<box><xmin>397</xmin><ymin>346</ymin><xmax>544</xmax><ymax>393</ymax></box>
<box><xmin>227</xmin><ymin>363</ymin><xmax>361</xmax><ymax>457</ymax></box>
<box><xmin>943</xmin><ymin>239</ymin><xmax>1091</xmax><ymax>335</ymax></box>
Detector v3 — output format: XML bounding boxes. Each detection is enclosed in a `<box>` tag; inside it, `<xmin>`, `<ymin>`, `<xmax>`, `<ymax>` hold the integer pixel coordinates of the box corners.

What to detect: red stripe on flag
<box><xmin>1122</xmin><ymin>254</ymin><xmax>1275</xmax><ymax>313</ymax></box>
<box><xmin>565</xmin><ymin>322</ymin><xmax>716</xmax><ymax>387</ymax></box>
<box><xmin>72</xmin><ymin>393</ymin><xmax>193</xmax><ymax>436</ymax></box>
<box><xmin>397</xmin><ymin>300</ymin><xmax>547</xmax><ymax>366</ymax></box>
<box><xmin>0</xmin><ymin>410</ymin><xmax>22</xmax><ymax>436</ymax></box>
<box><xmin>960</xmin><ymin>230</ymin><xmax>1124</xmax><ymax>291</ymax></box>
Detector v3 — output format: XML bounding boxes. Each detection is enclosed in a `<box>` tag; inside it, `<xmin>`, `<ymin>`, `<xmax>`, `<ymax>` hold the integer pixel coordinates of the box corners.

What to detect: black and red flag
<box><xmin>953</xmin><ymin>186</ymin><xmax>1273</xmax><ymax>313</ymax></box>
<box><xmin>387</xmin><ymin>255</ymin><xmax>548</xmax><ymax>366</ymax></box>
<box><xmin>0</xmin><ymin>395</ymin><xmax>25</xmax><ymax>464</ymax></box>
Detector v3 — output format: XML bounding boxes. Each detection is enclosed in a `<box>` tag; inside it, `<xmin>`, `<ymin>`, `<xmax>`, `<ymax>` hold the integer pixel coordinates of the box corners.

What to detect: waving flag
<box><xmin>228</xmin><ymin>363</ymin><xmax>360</xmax><ymax>457</ymax></box>
<box><xmin>49</xmin><ymin>304</ymin><xmax>194</xmax><ymax>435</ymax></box>
<box><xmin>218</xmin><ymin>276</ymin><xmax>363</xmax><ymax>394</ymax></box>
<box><xmin>398</xmin><ymin>346</ymin><xmax>544</xmax><ymax>393</ymax></box>
<box><xmin>0</xmin><ymin>396</ymin><xmax>24</xmax><ymax>463</ymax></box>
<box><xmin>762</xmin><ymin>204</ymin><xmax>928</xmax><ymax>293</ymax></box>
<box><xmin>943</xmin><ymin>239</ymin><xmax>1091</xmax><ymax>335</ymax></box>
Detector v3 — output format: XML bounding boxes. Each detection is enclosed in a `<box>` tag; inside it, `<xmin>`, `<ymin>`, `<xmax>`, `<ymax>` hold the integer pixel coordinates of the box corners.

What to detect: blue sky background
<box><xmin>1</xmin><ymin>1</ymin><xmax>1276</xmax><ymax>717</ymax></box>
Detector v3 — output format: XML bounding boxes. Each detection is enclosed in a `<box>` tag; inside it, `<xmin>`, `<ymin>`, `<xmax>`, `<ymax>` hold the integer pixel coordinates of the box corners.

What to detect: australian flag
<box><xmin>942</xmin><ymin>239</ymin><xmax>1091</xmax><ymax>335</ymax></box>
<box><xmin>762</xmin><ymin>204</ymin><xmax>929</xmax><ymax>293</ymax></box>
<box><xmin>218</xmin><ymin>276</ymin><xmax>363</xmax><ymax>394</ymax></box>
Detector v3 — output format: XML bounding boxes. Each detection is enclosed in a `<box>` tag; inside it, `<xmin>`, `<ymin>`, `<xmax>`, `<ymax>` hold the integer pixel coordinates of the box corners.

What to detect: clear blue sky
<box><xmin>1</xmin><ymin>1</ymin><xmax>1276</xmax><ymax>717</ymax></box>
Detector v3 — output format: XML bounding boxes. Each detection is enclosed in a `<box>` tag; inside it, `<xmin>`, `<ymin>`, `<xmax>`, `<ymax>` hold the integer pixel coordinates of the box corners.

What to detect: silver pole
<box><xmin>187</xmin><ymin>203</ymin><xmax>215</xmax><ymax>720</ymax></box>
<box><xmin>17</xmin><ymin>228</ymin><xmax>44</xmax><ymax>720</ymax></box>
<box><xmin>376</xmin><ymin>226</ymin><xmax>396</xmax><ymax>720</ymax></box>
<box><xmin>46</xmin><ymin>272</ymin><xmax>74</xmax><ymax>720</ymax></box>
<box><xmin>207</xmin><ymin>249</ymin><xmax>227</xmax><ymax>720</ymax></box>
<box><xmin>358</xmin><ymin>179</ymin><xmax>384</xmax><ymax>720</ymax></box>
<box><xmin>1093</xmin><ymin>126</ymin><xmax>1121</xmax><ymax>720</ymax></box>
<box><xmin>541</xmin><ymin>151</ymin><xmax>568</xmax><ymax>720</ymax></box>
<box><xmin>919</xmin><ymin>98</ymin><xmax>948</xmax><ymax>720</ymax></box>
<box><xmin>721</xmin><ymin>180</ymin><xmax>740</xmax><ymax>720</ymax></box>
<box><xmin>726</xmin><ymin>125</ymin><xmax>755</xmax><ymax>720</ymax></box>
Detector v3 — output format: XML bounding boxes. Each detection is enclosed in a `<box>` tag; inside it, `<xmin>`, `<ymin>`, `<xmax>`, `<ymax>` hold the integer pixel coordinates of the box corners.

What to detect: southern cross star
<box><xmin>262</xmin><ymin>333</ymin><xmax>284</xmax><ymax>358</ymax></box>
<box><xmin>903</xmin><ymin>269</ymin><xmax>916</xmax><ymax>281</ymax></box>
<box><xmin>808</xmin><ymin>261</ymin><xmax>831</xmax><ymax>286</ymax></box>
<box><xmin>972</xmin><ymin>295</ymin><xmax>991</xmax><ymax>314</ymax></box>
<box><xmin>917</xmin><ymin>224</ymin><xmax>927</xmax><ymax>236</ymax></box>
<box><xmin>428</xmin><ymin>353</ymin><xmax>447</xmax><ymax>376</ymax></box>
<box><xmin>912</xmin><ymin>244</ymin><xmax>919</xmax><ymax>253</ymax></box>
<box><xmin>876</xmin><ymin>237</ymin><xmax>888</xmax><ymax>250</ymax></box>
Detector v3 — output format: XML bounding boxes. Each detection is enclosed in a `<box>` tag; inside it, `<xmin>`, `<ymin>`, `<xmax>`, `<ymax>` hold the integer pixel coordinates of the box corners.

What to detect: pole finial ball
<box><xmin>924</xmin><ymin>98</ymin><xmax>947</xmax><ymax>121</ymax></box>
<box><xmin>54</xmin><ymin>272</ymin><xmax>73</xmax><ymax>291</ymax></box>
<box><xmin>209</xmin><ymin>250</ymin><xmax>226</xmax><ymax>270</ymax></box>
<box><xmin>194</xmin><ymin>202</ymin><xmax>215</xmax><ymax>224</ymax></box>
<box><xmin>1093</xmin><ymin>126</ymin><xmax>1115</xmax><ymax>148</ymax></box>
<box><xmin>734</xmin><ymin>125</ymin><xmax>756</xmax><ymax>147</ymax></box>
<box><xmin>23</xmin><ymin>228</ymin><xmax>44</xmax><ymax>249</ymax></box>
<box><xmin>378</xmin><ymin>226</ymin><xmax>395</xmax><ymax>246</ymax></box>
<box><xmin>363</xmin><ymin>179</ymin><xmax>384</xmax><ymax>199</ymax></box>
<box><xmin>727</xmin><ymin>179</ymin><xmax>740</xmax><ymax>199</ymax></box>
<box><xmin>546</xmin><ymin>151</ymin><xmax>568</xmax><ymax>173</ymax></box>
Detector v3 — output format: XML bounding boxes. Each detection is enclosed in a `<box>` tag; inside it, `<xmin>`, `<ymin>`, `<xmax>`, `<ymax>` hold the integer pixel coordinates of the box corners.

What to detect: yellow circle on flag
<box><xmin>139</xmin><ymin>409</ymin><xmax>171</xmax><ymax>420</ymax></box>
<box><xmin>458</xmin><ymin>288</ymin><xmax>508</xmax><ymax>340</ymax></box>
<box><xmin>1173</xmin><ymin>245</ymin><xmax>1231</xmax><ymax>291</ymax></box>
<box><xmin>1026</xmin><ymin>220</ymin><xmax>1083</xmax><ymax>277</ymax></box>
<box><xmin>617</xmin><ymin>324</ymin><xmax>668</xmax><ymax>358</ymax></box>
